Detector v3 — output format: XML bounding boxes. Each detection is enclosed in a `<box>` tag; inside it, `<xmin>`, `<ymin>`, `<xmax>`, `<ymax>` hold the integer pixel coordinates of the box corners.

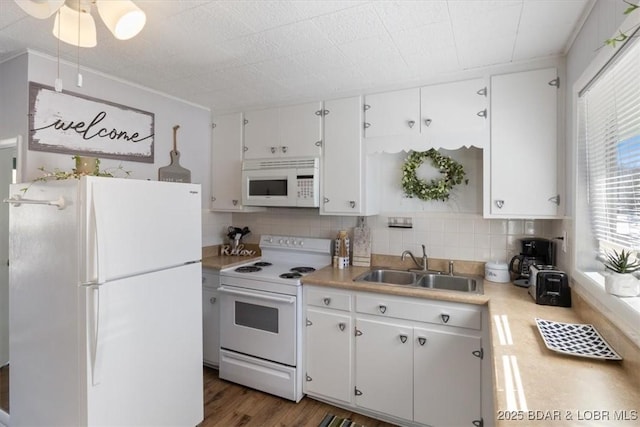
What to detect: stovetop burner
<box><xmin>253</xmin><ymin>262</ymin><xmax>273</xmax><ymax>267</ymax></box>
<box><xmin>290</xmin><ymin>266</ymin><xmax>315</xmax><ymax>274</ymax></box>
<box><xmin>235</xmin><ymin>266</ymin><xmax>262</xmax><ymax>273</ymax></box>
<box><xmin>279</xmin><ymin>272</ymin><xmax>303</xmax><ymax>279</ymax></box>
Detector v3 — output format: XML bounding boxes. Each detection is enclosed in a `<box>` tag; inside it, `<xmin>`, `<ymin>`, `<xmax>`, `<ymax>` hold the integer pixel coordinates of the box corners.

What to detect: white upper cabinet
<box><xmin>210</xmin><ymin>113</ymin><xmax>246</xmax><ymax>211</ymax></box>
<box><xmin>363</xmin><ymin>88</ymin><xmax>421</xmax><ymax>140</ymax></box>
<box><xmin>486</xmin><ymin>67</ymin><xmax>560</xmax><ymax>218</ymax></box>
<box><xmin>321</xmin><ymin>96</ymin><xmax>379</xmax><ymax>216</ymax></box>
<box><xmin>243</xmin><ymin>102</ymin><xmax>322</xmax><ymax>159</ymax></box>
<box><xmin>420</xmin><ymin>78</ymin><xmax>488</xmax><ymax>149</ymax></box>
<box><xmin>365</xmin><ymin>79</ymin><xmax>488</xmax><ymax>153</ymax></box>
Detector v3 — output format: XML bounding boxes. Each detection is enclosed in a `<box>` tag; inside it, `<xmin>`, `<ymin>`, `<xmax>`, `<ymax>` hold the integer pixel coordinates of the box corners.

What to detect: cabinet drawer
<box><xmin>356</xmin><ymin>293</ymin><xmax>481</xmax><ymax>330</ymax></box>
<box><xmin>306</xmin><ymin>287</ymin><xmax>353</xmax><ymax>312</ymax></box>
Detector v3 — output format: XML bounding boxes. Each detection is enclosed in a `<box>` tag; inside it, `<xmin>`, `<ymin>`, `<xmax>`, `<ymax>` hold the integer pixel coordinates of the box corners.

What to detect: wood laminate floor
<box><xmin>201</xmin><ymin>367</ymin><xmax>397</xmax><ymax>427</ymax></box>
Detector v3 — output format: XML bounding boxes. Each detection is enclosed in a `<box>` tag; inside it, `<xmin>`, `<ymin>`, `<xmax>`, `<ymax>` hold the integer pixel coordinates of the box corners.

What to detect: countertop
<box><xmin>303</xmin><ymin>266</ymin><xmax>640</xmax><ymax>427</ymax></box>
<box><xmin>202</xmin><ymin>255</ymin><xmax>259</xmax><ymax>270</ymax></box>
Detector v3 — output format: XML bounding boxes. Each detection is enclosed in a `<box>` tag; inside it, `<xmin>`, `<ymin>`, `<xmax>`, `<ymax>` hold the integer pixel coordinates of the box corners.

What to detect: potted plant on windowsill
<box><xmin>603</xmin><ymin>249</ymin><xmax>640</xmax><ymax>297</ymax></box>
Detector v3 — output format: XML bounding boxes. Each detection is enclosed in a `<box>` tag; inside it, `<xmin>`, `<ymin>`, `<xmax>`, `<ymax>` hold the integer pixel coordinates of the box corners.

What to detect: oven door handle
<box><xmin>218</xmin><ymin>286</ymin><xmax>296</xmax><ymax>304</ymax></box>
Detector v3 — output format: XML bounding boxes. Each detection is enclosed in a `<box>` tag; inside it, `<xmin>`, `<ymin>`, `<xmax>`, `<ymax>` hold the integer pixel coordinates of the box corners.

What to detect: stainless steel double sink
<box><xmin>353</xmin><ymin>268</ymin><xmax>482</xmax><ymax>294</ymax></box>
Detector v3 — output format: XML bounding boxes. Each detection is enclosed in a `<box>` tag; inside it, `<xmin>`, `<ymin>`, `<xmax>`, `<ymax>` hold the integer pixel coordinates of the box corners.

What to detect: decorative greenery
<box><xmin>603</xmin><ymin>249</ymin><xmax>640</xmax><ymax>273</ymax></box>
<box><xmin>401</xmin><ymin>149</ymin><xmax>468</xmax><ymax>202</ymax></box>
<box><xmin>604</xmin><ymin>0</ymin><xmax>639</xmax><ymax>47</ymax></box>
<box><xmin>21</xmin><ymin>155</ymin><xmax>131</xmax><ymax>193</ymax></box>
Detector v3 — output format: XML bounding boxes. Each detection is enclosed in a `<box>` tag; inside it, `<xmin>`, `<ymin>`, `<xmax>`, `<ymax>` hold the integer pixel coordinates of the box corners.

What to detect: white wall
<box><xmin>0</xmin><ymin>50</ymin><xmax>229</xmax><ymax>246</ymax></box>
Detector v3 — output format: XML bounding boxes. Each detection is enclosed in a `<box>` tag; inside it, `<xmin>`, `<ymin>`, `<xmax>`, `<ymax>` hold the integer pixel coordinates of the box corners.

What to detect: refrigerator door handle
<box><xmin>87</xmin><ymin>284</ymin><xmax>104</xmax><ymax>386</ymax></box>
<box><xmin>91</xmin><ymin>188</ymin><xmax>107</xmax><ymax>284</ymax></box>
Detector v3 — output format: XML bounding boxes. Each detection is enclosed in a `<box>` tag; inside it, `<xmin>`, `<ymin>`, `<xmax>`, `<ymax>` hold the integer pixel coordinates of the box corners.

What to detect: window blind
<box><xmin>579</xmin><ymin>34</ymin><xmax>640</xmax><ymax>252</ymax></box>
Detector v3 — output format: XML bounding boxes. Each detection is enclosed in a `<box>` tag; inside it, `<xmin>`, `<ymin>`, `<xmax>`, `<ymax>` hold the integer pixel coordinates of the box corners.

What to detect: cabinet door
<box><xmin>279</xmin><ymin>101</ymin><xmax>322</xmax><ymax>158</ymax></box>
<box><xmin>304</xmin><ymin>307</ymin><xmax>353</xmax><ymax>403</ymax></box>
<box><xmin>364</xmin><ymin>88</ymin><xmax>420</xmax><ymax>139</ymax></box>
<box><xmin>243</xmin><ymin>108</ymin><xmax>279</xmax><ymax>159</ymax></box>
<box><xmin>321</xmin><ymin>96</ymin><xmax>363</xmax><ymax>215</ymax></box>
<box><xmin>202</xmin><ymin>273</ymin><xmax>220</xmax><ymax>366</ymax></box>
<box><xmin>211</xmin><ymin>113</ymin><xmax>244</xmax><ymax>210</ymax></box>
<box><xmin>414</xmin><ymin>326</ymin><xmax>481</xmax><ymax>427</ymax></box>
<box><xmin>421</xmin><ymin>78</ymin><xmax>488</xmax><ymax>149</ymax></box>
<box><xmin>355</xmin><ymin>317</ymin><xmax>413</xmax><ymax>421</ymax></box>
<box><xmin>489</xmin><ymin>68</ymin><xmax>559</xmax><ymax>217</ymax></box>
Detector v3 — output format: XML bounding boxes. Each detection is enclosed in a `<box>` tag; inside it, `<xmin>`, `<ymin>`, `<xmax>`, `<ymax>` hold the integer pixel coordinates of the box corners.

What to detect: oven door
<box><xmin>219</xmin><ymin>285</ymin><xmax>297</xmax><ymax>366</ymax></box>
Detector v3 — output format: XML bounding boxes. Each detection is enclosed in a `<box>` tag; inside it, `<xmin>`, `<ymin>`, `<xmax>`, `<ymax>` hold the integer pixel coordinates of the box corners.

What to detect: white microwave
<box><xmin>241</xmin><ymin>157</ymin><xmax>320</xmax><ymax>207</ymax></box>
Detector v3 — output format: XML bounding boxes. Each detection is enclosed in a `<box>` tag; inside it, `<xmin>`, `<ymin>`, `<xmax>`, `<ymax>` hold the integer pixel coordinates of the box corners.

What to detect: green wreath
<box><xmin>401</xmin><ymin>149</ymin><xmax>468</xmax><ymax>201</ymax></box>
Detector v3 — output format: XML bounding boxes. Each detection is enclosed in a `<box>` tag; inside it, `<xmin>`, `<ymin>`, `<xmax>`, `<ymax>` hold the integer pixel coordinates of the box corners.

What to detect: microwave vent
<box><xmin>243</xmin><ymin>158</ymin><xmax>318</xmax><ymax>170</ymax></box>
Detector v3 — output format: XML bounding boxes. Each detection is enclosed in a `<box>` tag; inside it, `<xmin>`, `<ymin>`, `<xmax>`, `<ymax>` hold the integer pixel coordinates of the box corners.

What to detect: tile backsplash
<box><xmin>230</xmin><ymin>209</ymin><xmax>559</xmax><ymax>264</ymax></box>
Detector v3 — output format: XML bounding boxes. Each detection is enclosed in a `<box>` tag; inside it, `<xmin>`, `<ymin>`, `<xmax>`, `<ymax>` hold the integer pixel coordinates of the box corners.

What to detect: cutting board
<box><xmin>158</xmin><ymin>125</ymin><xmax>191</xmax><ymax>183</ymax></box>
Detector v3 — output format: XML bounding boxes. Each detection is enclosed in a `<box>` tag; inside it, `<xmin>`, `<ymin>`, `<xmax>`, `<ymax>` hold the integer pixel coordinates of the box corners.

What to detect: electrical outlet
<box><xmin>562</xmin><ymin>230</ymin><xmax>568</xmax><ymax>253</ymax></box>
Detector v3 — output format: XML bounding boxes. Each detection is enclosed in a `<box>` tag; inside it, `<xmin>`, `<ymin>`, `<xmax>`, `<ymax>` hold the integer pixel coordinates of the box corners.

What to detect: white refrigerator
<box><xmin>7</xmin><ymin>176</ymin><xmax>204</xmax><ymax>426</ymax></box>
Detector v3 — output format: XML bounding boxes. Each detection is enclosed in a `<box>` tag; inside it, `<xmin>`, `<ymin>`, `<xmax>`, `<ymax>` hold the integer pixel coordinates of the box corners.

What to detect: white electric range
<box><xmin>218</xmin><ymin>234</ymin><xmax>333</xmax><ymax>402</ymax></box>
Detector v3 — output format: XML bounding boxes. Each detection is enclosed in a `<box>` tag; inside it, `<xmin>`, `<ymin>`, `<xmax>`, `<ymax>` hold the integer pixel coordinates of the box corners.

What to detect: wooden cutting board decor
<box><xmin>158</xmin><ymin>125</ymin><xmax>191</xmax><ymax>183</ymax></box>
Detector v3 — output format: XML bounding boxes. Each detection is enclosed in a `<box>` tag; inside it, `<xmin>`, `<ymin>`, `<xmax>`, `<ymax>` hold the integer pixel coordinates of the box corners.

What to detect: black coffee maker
<box><xmin>509</xmin><ymin>238</ymin><xmax>554</xmax><ymax>287</ymax></box>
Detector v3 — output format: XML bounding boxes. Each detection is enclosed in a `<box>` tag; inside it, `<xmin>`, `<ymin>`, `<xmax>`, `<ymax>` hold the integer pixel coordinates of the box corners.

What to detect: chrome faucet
<box><xmin>401</xmin><ymin>244</ymin><xmax>429</xmax><ymax>272</ymax></box>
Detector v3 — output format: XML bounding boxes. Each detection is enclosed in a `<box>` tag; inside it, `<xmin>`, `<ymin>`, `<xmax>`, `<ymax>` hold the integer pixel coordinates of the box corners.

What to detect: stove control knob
<box><xmin>268</xmin><ymin>237</ymin><xmax>273</xmax><ymax>243</ymax></box>
<box><xmin>285</xmin><ymin>240</ymin><xmax>290</xmax><ymax>245</ymax></box>
<box><xmin>299</xmin><ymin>240</ymin><xmax>304</xmax><ymax>246</ymax></box>
<box><xmin>292</xmin><ymin>240</ymin><xmax>298</xmax><ymax>246</ymax></box>
<box><xmin>279</xmin><ymin>239</ymin><xmax>284</xmax><ymax>244</ymax></box>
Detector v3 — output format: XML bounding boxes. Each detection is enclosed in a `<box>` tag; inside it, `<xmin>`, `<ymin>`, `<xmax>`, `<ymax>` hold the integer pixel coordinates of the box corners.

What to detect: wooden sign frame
<box><xmin>28</xmin><ymin>82</ymin><xmax>155</xmax><ymax>163</ymax></box>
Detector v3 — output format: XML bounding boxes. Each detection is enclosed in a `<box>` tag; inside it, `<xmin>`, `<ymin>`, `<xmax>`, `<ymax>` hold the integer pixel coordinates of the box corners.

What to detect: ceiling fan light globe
<box><xmin>96</xmin><ymin>0</ymin><xmax>146</xmax><ymax>40</ymax></box>
<box><xmin>52</xmin><ymin>3</ymin><xmax>97</xmax><ymax>48</ymax></box>
<box><xmin>14</xmin><ymin>0</ymin><xmax>65</xmax><ymax>19</ymax></box>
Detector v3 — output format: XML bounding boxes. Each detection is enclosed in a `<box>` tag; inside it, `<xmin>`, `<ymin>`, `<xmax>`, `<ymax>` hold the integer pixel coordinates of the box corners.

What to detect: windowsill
<box><xmin>573</xmin><ymin>270</ymin><xmax>640</xmax><ymax>348</ymax></box>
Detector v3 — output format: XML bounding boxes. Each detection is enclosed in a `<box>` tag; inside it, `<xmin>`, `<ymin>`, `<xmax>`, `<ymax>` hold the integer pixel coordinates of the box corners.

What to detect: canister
<box><xmin>485</xmin><ymin>261</ymin><xmax>510</xmax><ymax>283</ymax></box>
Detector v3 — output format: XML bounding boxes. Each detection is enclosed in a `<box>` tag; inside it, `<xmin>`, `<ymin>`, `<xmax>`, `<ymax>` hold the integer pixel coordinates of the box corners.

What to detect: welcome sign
<box><xmin>28</xmin><ymin>82</ymin><xmax>155</xmax><ymax>163</ymax></box>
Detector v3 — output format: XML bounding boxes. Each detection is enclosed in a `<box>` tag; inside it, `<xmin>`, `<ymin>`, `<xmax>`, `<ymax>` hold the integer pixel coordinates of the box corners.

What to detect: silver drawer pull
<box><xmin>378</xmin><ymin>304</ymin><xmax>387</xmax><ymax>314</ymax></box>
<box><xmin>323</xmin><ymin>297</ymin><xmax>331</xmax><ymax>306</ymax></box>
<box><xmin>441</xmin><ymin>314</ymin><xmax>450</xmax><ymax>324</ymax></box>
<box><xmin>209</xmin><ymin>297</ymin><xmax>217</xmax><ymax>304</ymax></box>
<box><xmin>399</xmin><ymin>334</ymin><xmax>408</xmax><ymax>344</ymax></box>
<box><xmin>338</xmin><ymin>322</ymin><xmax>346</xmax><ymax>331</ymax></box>
<box><xmin>418</xmin><ymin>337</ymin><xmax>427</xmax><ymax>346</ymax></box>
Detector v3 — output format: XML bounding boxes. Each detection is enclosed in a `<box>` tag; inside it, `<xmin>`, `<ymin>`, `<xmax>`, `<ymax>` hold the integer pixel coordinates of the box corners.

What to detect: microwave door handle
<box><xmin>218</xmin><ymin>286</ymin><xmax>296</xmax><ymax>304</ymax></box>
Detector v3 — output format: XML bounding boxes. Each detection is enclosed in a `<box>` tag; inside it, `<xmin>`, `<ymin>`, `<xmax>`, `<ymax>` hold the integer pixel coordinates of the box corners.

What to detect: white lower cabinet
<box><xmin>413</xmin><ymin>327</ymin><xmax>481</xmax><ymax>427</ymax></box>
<box><xmin>202</xmin><ymin>270</ymin><xmax>220</xmax><ymax>367</ymax></box>
<box><xmin>303</xmin><ymin>285</ymin><xmax>488</xmax><ymax>427</ymax></box>
<box><xmin>304</xmin><ymin>307</ymin><xmax>353</xmax><ymax>403</ymax></box>
<box><xmin>354</xmin><ymin>318</ymin><xmax>413</xmax><ymax>421</ymax></box>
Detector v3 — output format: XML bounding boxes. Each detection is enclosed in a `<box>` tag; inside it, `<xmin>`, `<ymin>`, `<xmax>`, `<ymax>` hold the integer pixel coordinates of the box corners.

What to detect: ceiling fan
<box><xmin>14</xmin><ymin>0</ymin><xmax>146</xmax><ymax>47</ymax></box>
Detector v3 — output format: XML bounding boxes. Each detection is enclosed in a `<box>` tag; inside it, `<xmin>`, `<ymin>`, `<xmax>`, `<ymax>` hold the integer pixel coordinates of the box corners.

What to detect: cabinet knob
<box><xmin>424</xmin><ymin>118</ymin><xmax>432</xmax><ymax>127</ymax></box>
<box><xmin>270</xmin><ymin>146</ymin><xmax>277</xmax><ymax>154</ymax></box>
<box><xmin>243</xmin><ymin>146</ymin><xmax>248</xmax><ymax>152</ymax></box>
<box><xmin>315</xmin><ymin>140</ymin><xmax>322</xmax><ymax>147</ymax></box>
<box><xmin>363</xmin><ymin>122</ymin><xmax>371</xmax><ymax>129</ymax></box>
<box><xmin>211</xmin><ymin>197</ymin><xmax>216</xmax><ymax>202</ymax></box>
<box><xmin>476</xmin><ymin>87</ymin><xmax>487</xmax><ymax>97</ymax></box>
<box><xmin>355</xmin><ymin>328</ymin><xmax>363</xmax><ymax>336</ymax></box>
<box><xmin>354</xmin><ymin>388</ymin><xmax>363</xmax><ymax>396</ymax></box>
<box><xmin>323</xmin><ymin>297</ymin><xmax>331</xmax><ymax>306</ymax></box>
<box><xmin>378</xmin><ymin>304</ymin><xmax>387</xmax><ymax>314</ymax></box>
<box><xmin>232</xmin><ymin>199</ymin><xmax>238</xmax><ymax>206</ymax></box>
<box><xmin>349</xmin><ymin>200</ymin><xmax>356</xmax><ymax>209</ymax></box>
<box><xmin>323</xmin><ymin>197</ymin><xmax>330</xmax><ymax>204</ymax></box>
<box><xmin>281</xmin><ymin>146</ymin><xmax>288</xmax><ymax>153</ymax></box>
<box><xmin>338</xmin><ymin>322</ymin><xmax>346</xmax><ymax>331</ymax></box>
<box><xmin>209</xmin><ymin>297</ymin><xmax>217</xmax><ymax>304</ymax></box>
<box><xmin>418</xmin><ymin>337</ymin><xmax>427</xmax><ymax>346</ymax></box>
<box><xmin>243</xmin><ymin>119</ymin><xmax>248</xmax><ymax>125</ymax></box>
<box><xmin>548</xmin><ymin>77</ymin><xmax>560</xmax><ymax>88</ymax></box>
<box><xmin>399</xmin><ymin>334</ymin><xmax>408</xmax><ymax>343</ymax></box>
<box><xmin>306</xmin><ymin>318</ymin><xmax>313</xmax><ymax>326</ymax></box>
<box><xmin>476</xmin><ymin>109</ymin><xmax>487</xmax><ymax>118</ymax></box>
<box><xmin>407</xmin><ymin>120</ymin><xmax>415</xmax><ymax>128</ymax></box>
<box><xmin>495</xmin><ymin>200</ymin><xmax>504</xmax><ymax>209</ymax></box>
<box><xmin>306</xmin><ymin>374</ymin><xmax>312</xmax><ymax>381</ymax></box>
<box><xmin>363</xmin><ymin>104</ymin><xmax>371</xmax><ymax>111</ymax></box>
<box><xmin>441</xmin><ymin>313</ymin><xmax>450</xmax><ymax>324</ymax></box>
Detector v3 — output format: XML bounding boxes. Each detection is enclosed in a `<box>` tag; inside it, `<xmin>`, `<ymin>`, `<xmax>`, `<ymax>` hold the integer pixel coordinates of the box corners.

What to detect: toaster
<box><xmin>528</xmin><ymin>265</ymin><xmax>571</xmax><ymax>307</ymax></box>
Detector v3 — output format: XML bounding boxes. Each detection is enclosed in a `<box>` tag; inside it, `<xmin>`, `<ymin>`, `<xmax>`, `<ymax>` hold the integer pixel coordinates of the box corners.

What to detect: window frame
<box><xmin>572</xmin><ymin>11</ymin><xmax>640</xmax><ymax>348</ymax></box>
